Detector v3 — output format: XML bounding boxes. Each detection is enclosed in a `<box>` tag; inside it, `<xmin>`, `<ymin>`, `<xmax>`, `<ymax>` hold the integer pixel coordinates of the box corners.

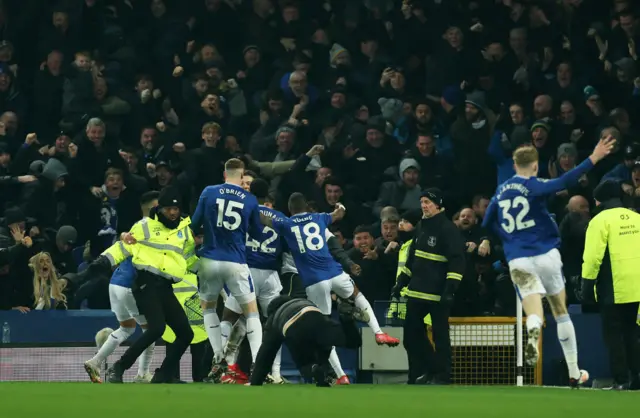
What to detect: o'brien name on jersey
<box><xmin>220</xmin><ymin>187</ymin><xmax>247</xmax><ymax>199</ymax></box>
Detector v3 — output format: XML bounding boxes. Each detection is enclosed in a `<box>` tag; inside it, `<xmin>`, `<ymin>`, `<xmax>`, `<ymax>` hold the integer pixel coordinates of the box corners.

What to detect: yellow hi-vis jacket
<box><xmin>582</xmin><ymin>206</ymin><xmax>640</xmax><ymax>305</ymax></box>
<box><xmin>162</xmin><ymin>271</ymin><xmax>207</xmax><ymax>344</ymax></box>
<box><xmin>103</xmin><ymin>215</ymin><xmax>197</xmax><ymax>282</ymax></box>
<box><xmin>386</xmin><ymin>240</ymin><xmax>432</xmax><ymax>326</ymax></box>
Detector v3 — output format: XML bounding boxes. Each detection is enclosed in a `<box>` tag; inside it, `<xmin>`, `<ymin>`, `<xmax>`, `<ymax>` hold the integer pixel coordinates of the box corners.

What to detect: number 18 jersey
<box><xmin>272</xmin><ymin>212</ymin><xmax>343</xmax><ymax>287</ymax></box>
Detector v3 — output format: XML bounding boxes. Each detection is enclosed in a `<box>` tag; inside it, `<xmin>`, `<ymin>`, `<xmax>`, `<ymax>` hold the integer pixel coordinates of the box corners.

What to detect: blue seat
<box><xmin>72</xmin><ymin>246</ymin><xmax>85</xmax><ymax>266</ymax></box>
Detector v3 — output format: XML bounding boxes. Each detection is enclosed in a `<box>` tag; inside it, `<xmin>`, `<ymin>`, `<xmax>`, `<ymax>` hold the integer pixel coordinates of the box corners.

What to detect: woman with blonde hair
<box><xmin>30</xmin><ymin>252</ymin><xmax>68</xmax><ymax>310</ymax></box>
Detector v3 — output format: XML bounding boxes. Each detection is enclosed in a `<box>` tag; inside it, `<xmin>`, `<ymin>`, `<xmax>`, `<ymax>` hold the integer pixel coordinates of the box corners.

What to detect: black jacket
<box><xmin>398</xmin><ymin>211</ymin><xmax>466</xmax><ymax>302</ymax></box>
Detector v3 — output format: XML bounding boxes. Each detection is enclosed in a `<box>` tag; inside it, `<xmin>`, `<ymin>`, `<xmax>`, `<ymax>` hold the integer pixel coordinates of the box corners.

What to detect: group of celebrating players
<box><xmin>83</xmin><ymin>131</ymin><xmax>618</xmax><ymax>387</ymax></box>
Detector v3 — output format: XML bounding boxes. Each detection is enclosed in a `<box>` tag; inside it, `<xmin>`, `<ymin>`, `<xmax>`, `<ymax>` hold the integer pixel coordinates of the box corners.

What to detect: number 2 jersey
<box><xmin>272</xmin><ymin>212</ymin><xmax>343</xmax><ymax>287</ymax></box>
<box><xmin>192</xmin><ymin>183</ymin><xmax>262</xmax><ymax>264</ymax></box>
<box><xmin>246</xmin><ymin>205</ymin><xmax>285</xmax><ymax>271</ymax></box>
<box><xmin>482</xmin><ymin>157</ymin><xmax>595</xmax><ymax>262</ymax></box>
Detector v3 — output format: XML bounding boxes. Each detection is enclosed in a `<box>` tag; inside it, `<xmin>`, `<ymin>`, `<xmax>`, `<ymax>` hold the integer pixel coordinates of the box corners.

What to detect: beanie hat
<box><xmin>56</xmin><ymin>225</ymin><xmax>77</xmax><ymax>246</ymax></box>
<box><xmin>623</xmin><ymin>142</ymin><xmax>640</xmax><ymax>160</ymax></box>
<box><xmin>242</xmin><ymin>45</ymin><xmax>260</xmax><ymax>56</ymax></box>
<box><xmin>158</xmin><ymin>186</ymin><xmax>182</xmax><ymax>208</ymax></box>
<box><xmin>42</xmin><ymin>158</ymin><xmax>68</xmax><ymax>181</ymax></box>
<box><xmin>399</xmin><ymin>158</ymin><xmax>420</xmax><ymax>179</ymax></box>
<box><xmin>441</xmin><ymin>86</ymin><xmax>464</xmax><ymax>107</ymax></box>
<box><xmin>421</xmin><ymin>188</ymin><xmax>443</xmax><ymax>207</ymax></box>
<box><xmin>329</xmin><ymin>43</ymin><xmax>348</xmax><ymax>66</ymax></box>
<box><xmin>465</xmin><ymin>90</ymin><xmax>487</xmax><ymax>115</ymax></box>
<box><xmin>593</xmin><ymin>179</ymin><xmax>623</xmax><ymax>203</ymax></box>
<box><xmin>530</xmin><ymin>119</ymin><xmax>551</xmax><ymax>133</ymax></box>
<box><xmin>557</xmin><ymin>143</ymin><xmax>577</xmax><ymax>160</ymax></box>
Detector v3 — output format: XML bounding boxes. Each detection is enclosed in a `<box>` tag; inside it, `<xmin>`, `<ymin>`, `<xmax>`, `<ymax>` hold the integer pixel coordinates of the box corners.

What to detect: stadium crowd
<box><xmin>0</xmin><ymin>0</ymin><xmax>639</xmax><ymax>320</ymax></box>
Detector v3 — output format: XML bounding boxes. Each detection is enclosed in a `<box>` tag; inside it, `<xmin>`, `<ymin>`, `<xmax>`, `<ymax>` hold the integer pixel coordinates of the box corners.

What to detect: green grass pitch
<box><xmin>1</xmin><ymin>383</ymin><xmax>637</xmax><ymax>417</ymax></box>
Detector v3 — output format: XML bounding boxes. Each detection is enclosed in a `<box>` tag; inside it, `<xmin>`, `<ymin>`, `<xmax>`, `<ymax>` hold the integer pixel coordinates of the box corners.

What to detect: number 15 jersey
<box><xmin>272</xmin><ymin>212</ymin><xmax>343</xmax><ymax>287</ymax></box>
<box><xmin>192</xmin><ymin>183</ymin><xmax>262</xmax><ymax>264</ymax></box>
<box><xmin>482</xmin><ymin>158</ymin><xmax>594</xmax><ymax>262</ymax></box>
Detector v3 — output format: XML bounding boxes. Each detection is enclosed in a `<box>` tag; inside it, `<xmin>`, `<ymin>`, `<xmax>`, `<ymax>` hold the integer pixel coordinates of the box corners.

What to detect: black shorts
<box><xmin>284</xmin><ymin>311</ymin><xmax>361</xmax><ymax>369</ymax></box>
<box><xmin>280</xmin><ymin>272</ymin><xmax>307</xmax><ymax>298</ymax></box>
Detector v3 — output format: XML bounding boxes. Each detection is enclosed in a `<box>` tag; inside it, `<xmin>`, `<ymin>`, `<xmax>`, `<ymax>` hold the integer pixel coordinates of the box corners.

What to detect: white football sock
<box><xmin>138</xmin><ymin>341</ymin><xmax>155</xmax><ymax>376</ymax></box>
<box><xmin>329</xmin><ymin>347</ymin><xmax>345</xmax><ymax>378</ymax></box>
<box><xmin>556</xmin><ymin>315</ymin><xmax>580</xmax><ymax>379</ymax></box>
<box><xmin>245</xmin><ymin>312</ymin><xmax>263</xmax><ymax>362</ymax></box>
<box><xmin>91</xmin><ymin>327</ymin><xmax>135</xmax><ymax>365</ymax></box>
<box><xmin>526</xmin><ymin>314</ymin><xmax>543</xmax><ymax>333</ymax></box>
<box><xmin>203</xmin><ymin>308</ymin><xmax>223</xmax><ymax>361</ymax></box>
<box><xmin>225</xmin><ymin>317</ymin><xmax>247</xmax><ymax>365</ymax></box>
<box><xmin>355</xmin><ymin>293</ymin><xmax>382</xmax><ymax>334</ymax></box>
<box><xmin>220</xmin><ymin>320</ymin><xmax>232</xmax><ymax>350</ymax></box>
<box><xmin>271</xmin><ymin>347</ymin><xmax>282</xmax><ymax>378</ymax></box>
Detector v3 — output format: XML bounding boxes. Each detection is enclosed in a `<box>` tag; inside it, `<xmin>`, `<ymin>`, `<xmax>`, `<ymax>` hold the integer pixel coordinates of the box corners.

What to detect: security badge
<box><xmin>427</xmin><ymin>236</ymin><xmax>437</xmax><ymax>247</ymax></box>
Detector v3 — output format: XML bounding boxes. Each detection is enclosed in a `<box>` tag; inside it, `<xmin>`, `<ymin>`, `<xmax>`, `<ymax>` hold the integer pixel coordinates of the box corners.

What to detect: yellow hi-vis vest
<box><xmin>103</xmin><ymin>215</ymin><xmax>197</xmax><ymax>282</ymax></box>
<box><xmin>386</xmin><ymin>240</ymin><xmax>432</xmax><ymax>326</ymax></box>
<box><xmin>162</xmin><ymin>271</ymin><xmax>207</xmax><ymax>344</ymax></box>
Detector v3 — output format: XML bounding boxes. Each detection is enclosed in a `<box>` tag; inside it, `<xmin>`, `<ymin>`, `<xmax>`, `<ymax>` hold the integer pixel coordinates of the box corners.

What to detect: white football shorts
<box><xmin>109</xmin><ymin>284</ymin><xmax>146</xmax><ymax>325</ymax></box>
<box><xmin>305</xmin><ymin>272</ymin><xmax>355</xmax><ymax>315</ymax></box>
<box><xmin>508</xmin><ymin>248</ymin><xmax>565</xmax><ymax>299</ymax></box>
<box><xmin>198</xmin><ymin>259</ymin><xmax>256</xmax><ymax>305</ymax></box>
<box><xmin>225</xmin><ymin>268</ymin><xmax>283</xmax><ymax>316</ymax></box>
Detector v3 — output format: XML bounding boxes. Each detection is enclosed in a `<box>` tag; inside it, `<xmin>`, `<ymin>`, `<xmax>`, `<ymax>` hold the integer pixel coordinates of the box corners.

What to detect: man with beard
<box><xmin>559</xmin><ymin>195</ymin><xmax>591</xmax><ymax>304</ymax></box>
<box><xmin>621</xmin><ymin>162</ymin><xmax>640</xmax><ymax>212</ymax></box>
<box><xmin>530</xmin><ymin>120</ymin><xmax>553</xmax><ymax>178</ymax></box>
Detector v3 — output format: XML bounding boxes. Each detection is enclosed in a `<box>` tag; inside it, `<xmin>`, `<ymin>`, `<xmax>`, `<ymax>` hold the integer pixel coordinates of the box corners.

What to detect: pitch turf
<box><xmin>1</xmin><ymin>383</ymin><xmax>637</xmax><ymax>417</ymax></box>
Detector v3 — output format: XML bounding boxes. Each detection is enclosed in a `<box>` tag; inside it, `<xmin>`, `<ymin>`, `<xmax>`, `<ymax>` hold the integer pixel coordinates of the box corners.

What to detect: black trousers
<box><xmin>118</xmin><ymin>271</ymin><xmax>194</xmax><ymax>376</ymax></box>
<box><xmin>251</xmin><ymin>311</ymin><xmax>361</xmax><ymax>384</ymax></box>
<box><xmin>280</xmin><ymin>272</ymin><xmax>307</xmax><ymax>298</ymax></box>
<box><xmin>601</xmin><ymin>302</ymin><xmax>640</xmax><ymax>385</ymax></box>
<box><xmin>403</xmin><ymin>298</ymin><xmax>451</xmax><ymax>384</ymax></box>
<box><xmin>166</xmin><ymin>340</ymin><xmax>213</xmax><ymax>382</ymax></box>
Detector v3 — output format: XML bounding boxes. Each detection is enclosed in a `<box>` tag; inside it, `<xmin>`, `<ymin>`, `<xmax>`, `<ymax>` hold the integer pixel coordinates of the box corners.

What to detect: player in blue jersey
<box><xmin>191</xmin><ymin>158</ymin><xmax>264</xmax><ymax>380</ymax></box>
<box><xmin>261</xmin><ymin>193</ymin><xmax>400</xmax><ymax>383</ymax></box>
<box><xmin>483</xmin><ymin>135</ymin><xmax>615</xmax><ymax>387</ymax></box>
<box><xmin>219</xmin><ymin>178</ymin><xmax>286</xmax><ymax>384</ymax></box>
<box><xmin>84</xmin><ymin>191</ymin><xmax>159</xmax><ymax>384</ymax></box>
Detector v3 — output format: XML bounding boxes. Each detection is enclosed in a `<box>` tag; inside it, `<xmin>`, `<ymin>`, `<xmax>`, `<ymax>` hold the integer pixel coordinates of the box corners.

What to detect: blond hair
<box><xmin>30</xmin><ymin>252</ymin><xmax>67</xmax><ymax>310</ymax></box>
<box><xmin>513</xmin><ymin>145</ymin><xmax>539</xmax><ymax>169</ymax></box>
<box><xmin>225</xmin><ymin>158</ymin><xmax>245</xmax><ymax>178</ymax></box>
<box><xmin>202</xmin><ymin>122</ymin><xmax>221</xmax><ymax>134</ymax></box>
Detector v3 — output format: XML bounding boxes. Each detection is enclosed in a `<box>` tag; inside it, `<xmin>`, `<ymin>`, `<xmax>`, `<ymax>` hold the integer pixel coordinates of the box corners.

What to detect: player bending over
<box><xmin>482</xmin><ymin>135</ymin><xmax>615</xmax><ymax>387</ymax></box>
<box><xmin>249</xmin><ymin>295</ymin><xmax>362</xmax><ymax>387</ymax></box>
<box><xmin>261</xmin><ymin>193</ymin><xmax>400</xmax><ymax>384</ymax></box>
<box><xmin>83</xmin><ymin>191</ymin><xmax>160</xmax><ymax>383</ymax></box>
<box><xmin>192</xmin><ymin>158</ymin><xmax>264</xmax><ymax>380</ymax></box>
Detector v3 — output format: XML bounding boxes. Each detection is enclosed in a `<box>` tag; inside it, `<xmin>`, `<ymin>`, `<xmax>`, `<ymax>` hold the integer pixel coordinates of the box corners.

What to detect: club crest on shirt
<box><xmin>177</xmin><ymin>230</ymin><xmax>183</xmax><ymax>239</ymax></box>
<box><xmin>427</xmin><ymin>236</ymin><xmax>436</xmax><ymax>247</ymax></box>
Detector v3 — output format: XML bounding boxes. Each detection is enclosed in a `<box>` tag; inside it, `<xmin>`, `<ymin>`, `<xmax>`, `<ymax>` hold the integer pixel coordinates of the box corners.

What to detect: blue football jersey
<box><xmin>110</xmin><ymin>258</ymin><xmax>136</xmax><ymax>288</ymax></box>
<box><xmin>192</xmin><ymin>183</ymin><xmax>262</xmax><ymax>263</ymax></box>
<box><xmin>272</xmin><ymin>213</ymin><xmax>343</xmax><ymax>287</ymax></box>
<box><xmin>246</xmin><ymin>206</ymin><xmax>285</xmax><ymax>271</ymax></box>
<box><xmin>483</xmin><ymin>158</ymin><xmax>594</xmax><ymax>262</ymax></box>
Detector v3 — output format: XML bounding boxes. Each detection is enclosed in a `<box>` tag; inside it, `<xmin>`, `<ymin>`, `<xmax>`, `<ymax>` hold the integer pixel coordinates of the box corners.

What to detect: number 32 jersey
<box><xmin>482</xmin><ymin>158</ymin><xmax>594</xmax><ymax>262</ymax></box>
<box><xmin>272</xmin><ymin>212</ymin><xmax>343</xmax><ymax>287</ymax></box>
<box><xmin>192</xmin><ymin>183</ymin><xmax>262</xmax><ymax>264</ymax></box>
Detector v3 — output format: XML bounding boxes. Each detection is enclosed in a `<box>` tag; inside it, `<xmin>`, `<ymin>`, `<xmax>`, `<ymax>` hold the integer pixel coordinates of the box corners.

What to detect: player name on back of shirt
<box><xmin>219</xmin><ymin>187</ymin><xmax>247</xmax><ymax>199</ymax></box>
<box><xmin>292</xmin><ymin>214</ymin><xmax>313</xmax><ymax>223</ymax></box>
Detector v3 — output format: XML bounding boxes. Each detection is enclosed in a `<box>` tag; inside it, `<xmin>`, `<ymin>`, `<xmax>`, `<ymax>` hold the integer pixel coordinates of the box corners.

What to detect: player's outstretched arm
<box><xmin>530</xmin><ymin>135</ymin><xmax>616</xmax><ymax>196</ymax></box>
<box><xmin>330</xmin><ymin>203</ymin><xmax>346</xmax><ymax>223</ymax></box>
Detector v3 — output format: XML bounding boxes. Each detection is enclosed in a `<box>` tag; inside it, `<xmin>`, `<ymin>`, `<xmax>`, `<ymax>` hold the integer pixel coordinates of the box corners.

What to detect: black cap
<box><xmin>593</xmin><ymin>180</ymin><xmax>623</xmax><ymax>203</ymax></box>
<box><xmin>158</xmin><ymin>186</ymin><xmax>182</xmax><ymax>208</ymax></box>
<box><xmin>3</xmin><ymin>206</ymin><xmax>25</xmax><ymax>226</ymax></box>
<box><xmin>624</xmin><ymin>142</ymin><xmax>640</xmax><ymax>160</ymax></box>
<box><xmin>421</xmin><ymin>188</ymin><xmax>444</xmax><ymax>207</ymax></box>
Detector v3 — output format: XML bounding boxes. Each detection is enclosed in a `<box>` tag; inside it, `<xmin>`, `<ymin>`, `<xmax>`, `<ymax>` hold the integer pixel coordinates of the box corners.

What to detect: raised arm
<box><xmin>529</xmin><ymin>135</ymin><xmax>615</xmax><ymax>196</ymax></box>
